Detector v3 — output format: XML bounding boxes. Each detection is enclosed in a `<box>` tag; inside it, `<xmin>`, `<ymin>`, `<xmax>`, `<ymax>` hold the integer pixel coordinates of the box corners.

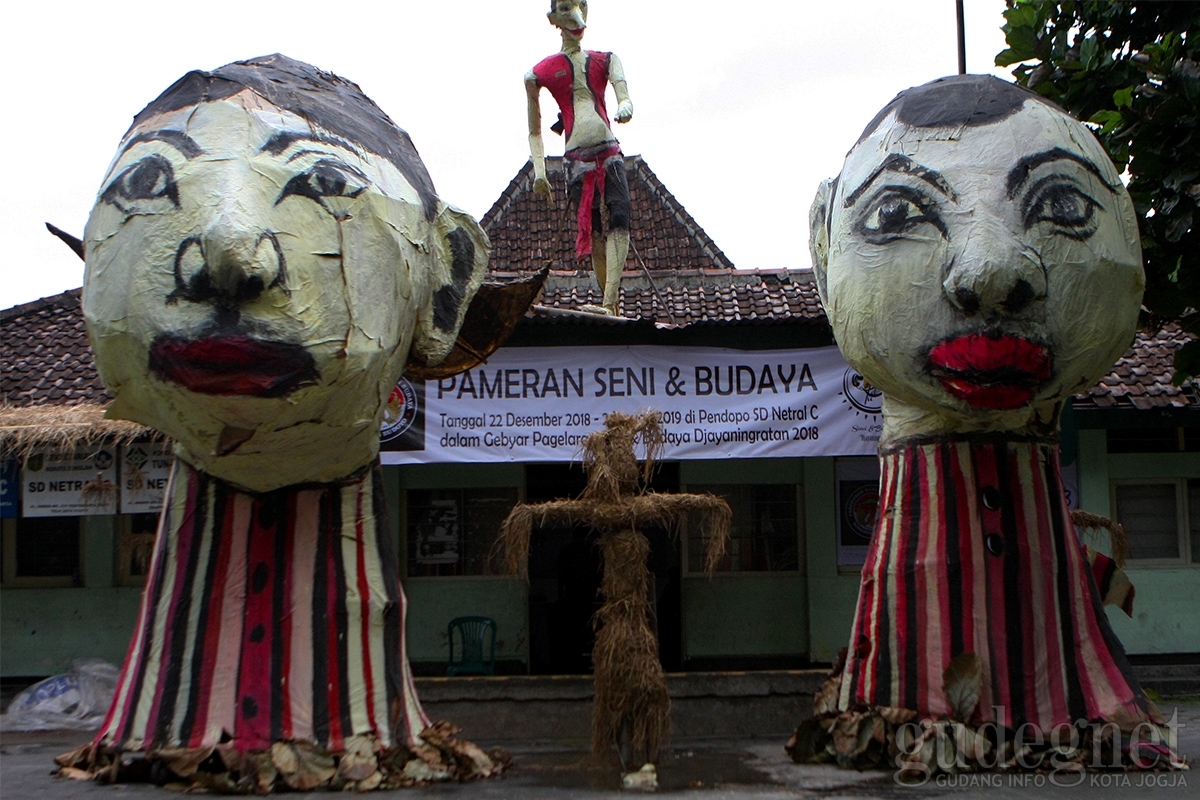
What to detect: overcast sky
<box><xmin>1</xmin><ymin>0</ymin><xmax>1012</xmax><ymax>309</ymax></box>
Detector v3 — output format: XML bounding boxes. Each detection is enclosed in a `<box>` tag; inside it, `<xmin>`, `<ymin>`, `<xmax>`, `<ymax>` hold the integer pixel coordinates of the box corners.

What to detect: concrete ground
<box><xmin>1</xmin><ymin>701</ymin><xmax>1196</xmax><ymax>799</ymax></box>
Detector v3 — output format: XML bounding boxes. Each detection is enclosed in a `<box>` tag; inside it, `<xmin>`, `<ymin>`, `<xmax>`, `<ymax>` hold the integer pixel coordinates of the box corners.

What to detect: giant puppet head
<box><xmin>810</xmin><ymin>75</ymin><xmax>1143</xmax><ymax>444</ymax></box>
<box><xmin>83</xmin><ymin>55</ymin><xmax>489</xmax><ymax>491</ymax></box>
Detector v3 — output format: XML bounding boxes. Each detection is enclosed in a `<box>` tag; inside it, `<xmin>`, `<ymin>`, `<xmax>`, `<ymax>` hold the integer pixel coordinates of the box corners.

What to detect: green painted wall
<box><xmin>1</xmin><ymin>515</ymin><xmax>142</xmax><ymax>676</ymax></box>
<box><xmin>680</xmin><ymin>458</ymin><xmax>809</xmax><ymax>660</ymax></box>
<box><xmin>1107</xmin><ymin>567</ymin><xmax>1200</xmax><ymax>654</ymax></box>
<box><xmin>11</xmin><ymin>436</ymin><xmax>1192</xmax><ymax>680</ymax></box>
<box><xmin>2</xmin><ymin>588</ymin><xmax>143</xmax><ymax>675</ymax></box>
<box><xmin>1075</xmin><ymin>441</ymin><xmax>1200</xmax><ymax>654</ymax></box>
<box><xmin>394</xmin><ymin>463</ymin><xmax>528</xmax><ymax>668</ymax></box>
<box><xmin>680</xmin><ymin>458</ymin><xmax>804</xmax><ymax>486</ymax></box>
<box><xmin>403</xmin><ymin>577</ymin><xmax>529</xmax><ymax>666</ymax></box>
<box><xmin>681</xmin><ymin>573</ymin><xmax>808</xmax><ymax>658</ymax></box>
<box><xmin>803</xmin><ymin>458</ymin><xmax>863</xmax><ymax>664</ymax></box>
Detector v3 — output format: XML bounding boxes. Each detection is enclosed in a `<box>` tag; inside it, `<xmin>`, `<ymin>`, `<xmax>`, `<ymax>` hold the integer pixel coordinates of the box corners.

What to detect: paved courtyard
<box><xmin>1</xmin><ymin>701</ymin><xmax>1196</xmax><ymax>799</ymax></box>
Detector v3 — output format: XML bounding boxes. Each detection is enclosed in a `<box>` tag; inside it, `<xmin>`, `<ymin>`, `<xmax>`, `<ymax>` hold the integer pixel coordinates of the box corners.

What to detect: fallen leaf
<box><xmin>813</xmin><ymin>675</ymin><xmax>841</xmax><ymax>716</ymax></box>
<box><xmin>271</xmin><ymin>740</ymin><xmax>336</xmax><ymax>791</ymax></box>
<box><xmin>942</xmin><ymin>653</ymin><xmax>983</xmax><ymax>723</ymax></box>
<box><xmin>55</xmin><ymin>744</ymin><xmax>92</xmax><ymax>769</ymax></box>
<box><xmin>338</xmin><ymin>735</ymin><xmax>379</xmax><ymax>782</ymax></box>
<box><xmin>59</xmin><ymin>766</ymin><xmax>93</xmax><ymax>781</ymax></box>
<box><xmin>785</xmin><ymin>718</ymin><xmax>831</xmax><ymax>764</ymax></box>
<box><xmin>877</xmin><ymin>706</ymin><xmax>918</xmax><ymax>725</ymax></box>
<box><xmin>157</xmin><ymin>746</ymin><xmax>212</xmax><ymax>779</ymax></box>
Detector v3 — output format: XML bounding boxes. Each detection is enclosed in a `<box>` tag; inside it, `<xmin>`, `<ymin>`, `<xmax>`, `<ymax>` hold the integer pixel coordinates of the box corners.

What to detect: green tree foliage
<box><xmin>997</xmin><ymin>1</ymin><xmax>1200</xmax><ymax>379</ymax></box>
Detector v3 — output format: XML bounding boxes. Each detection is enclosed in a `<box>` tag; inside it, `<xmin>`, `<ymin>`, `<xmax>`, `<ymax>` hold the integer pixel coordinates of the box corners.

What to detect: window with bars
<box><xmin>406</xmin><ymin>488</ymin><xmax>519</xmax><ymax>577</ymax></box>
<box><xmin>1111</xmin><ymin>479</ymin><xmax>1200</xmax><ymax>564</ymax></box>
<box><xmin>1</xmin><ymin>516</ymin><xmax>83</xmax><ymax>587</ymax></box>
<box><xmin>684</xmin><ymin>484</ymin><xmax>800</xmax><ymax>572</ymax></box>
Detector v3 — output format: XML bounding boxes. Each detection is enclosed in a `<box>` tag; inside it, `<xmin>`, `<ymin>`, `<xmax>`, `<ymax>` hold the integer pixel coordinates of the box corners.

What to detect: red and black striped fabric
<box><xmin>838</xmin><ymin>438</ymin><xmax>1159</xmax><ymax>730</ymax></box>
<box><xmin>96</xmin><ymin>460</ymin><xmax>429</xmax><ymax>752</ymax></box>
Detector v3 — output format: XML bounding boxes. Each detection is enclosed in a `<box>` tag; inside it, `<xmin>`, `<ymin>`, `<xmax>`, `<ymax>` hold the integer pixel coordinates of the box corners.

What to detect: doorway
<box><xmin>524</xmin><ymin>462</ymin><xmax>682</xmax><ymax>674</ymax></box>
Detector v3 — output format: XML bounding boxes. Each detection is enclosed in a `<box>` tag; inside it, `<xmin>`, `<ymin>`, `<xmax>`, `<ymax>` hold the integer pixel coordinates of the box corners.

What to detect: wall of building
<box><xmin>801</xmin><ymin>458</ymin><xmax>863</xmax><ymax>664</ymax></box>
<box><xmin>679</xmin><ymin>459</ymin><xmax>809</xmax><ymax>663</ymax></box>
<box><xmin>395</xmin><ymin>463</ymin><xmax>530</xmax><ymax>669</ymax></box>
<box><xmin>7</xmin><ymin>429</ymin><xmax>1194</xmax><ymax>680</ymax></box>
<box><xmin>1077</xmin><ymin>430</ymin><xmax>1200</xmax><ymax>655</ymax></box>
<box><xmin>1</xmin><ymin>515</ymin><xmax>142</xmax><ymax>676</ymax></box>
<box><xmin>398</xmin><ymin>457</ymin><xmax>820</xmax><ymax>671</ymax></box>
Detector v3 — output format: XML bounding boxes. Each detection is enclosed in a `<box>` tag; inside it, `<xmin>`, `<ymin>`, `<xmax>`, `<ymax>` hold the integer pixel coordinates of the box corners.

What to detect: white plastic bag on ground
<box><xmin>0</xmin><ymin>659</ymin><xmax>119</xmax><ymax>731</ymax></box>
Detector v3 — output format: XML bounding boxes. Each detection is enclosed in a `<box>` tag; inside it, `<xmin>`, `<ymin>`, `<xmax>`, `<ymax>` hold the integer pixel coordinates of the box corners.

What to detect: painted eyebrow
<box><xmin>119</xmin><ymin>130</ymin><xmax>204</xmax><ymax>160</ymax></box>
<box><xmin>843</xmin><ymin>153</ymin><xmax>957</xmax><ymax>208</ymax></box>
<box><xmin>261</xmin><ymin>131</ymin><xmax>363</xmax><ymax>159</ymax></box>
<box><xmin>1006</xmin><ymin>147</ymin><xmax>1117</xmax><ymax>198</ymax></box>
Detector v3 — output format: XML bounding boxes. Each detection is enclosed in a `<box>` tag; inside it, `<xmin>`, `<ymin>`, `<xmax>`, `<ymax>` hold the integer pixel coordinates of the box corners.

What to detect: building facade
<box><xmin>3</xmin><ymin>158</ymin><xmax>1197</xmax><ymax>679</ymax></box>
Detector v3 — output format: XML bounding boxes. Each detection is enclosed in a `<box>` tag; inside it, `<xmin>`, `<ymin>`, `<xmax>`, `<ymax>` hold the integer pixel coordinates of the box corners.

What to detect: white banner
<box><xmin>22</xmin><ymin>447</ymin><xmax>118</xmax><ymax>517</ymax></box>
<box><xmin>119</xmin><ymin>443</ymin><xmax>174</xmax><ymax>514</ymax></box>
<box><xmin>381</xmin><ymin>345</ymin><xmax>882</xmax><ymax>465</ymax></box>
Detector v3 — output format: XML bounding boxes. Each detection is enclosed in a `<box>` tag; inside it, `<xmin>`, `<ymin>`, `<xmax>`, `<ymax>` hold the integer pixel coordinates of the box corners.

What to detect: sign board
<box><xmin>836</xmin><ymin>459</ymin><xmax>881</xmax><ymax>567</ymax></box>
<box><xmin>0</xmin><ymin>459</ymin><xmax>17</xmax><ymax>518</ymax></box>
<box><xmin>22</xmin><ymin>447</ymin><xmax>118</xmax><ymax>517</ymax></box>
<box><xmin>382</xmin><ymin>345</ymin><xmax>882</xmax><ymax>465</ymax></box>
<box><xmin>119</xmin><ymin>443</ymin><xmax>174</xmax><ymax>514</ymax></box>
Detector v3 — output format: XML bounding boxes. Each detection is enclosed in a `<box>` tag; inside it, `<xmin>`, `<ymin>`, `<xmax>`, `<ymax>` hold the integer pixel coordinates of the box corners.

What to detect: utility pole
<box><xmin>956</xmin><ymin>0</ymin><xmax>967</xmax><ymax>74</ymax></box>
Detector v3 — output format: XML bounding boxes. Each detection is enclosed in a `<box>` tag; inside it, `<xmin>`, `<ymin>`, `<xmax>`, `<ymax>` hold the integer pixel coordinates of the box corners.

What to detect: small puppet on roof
<box><xmin>526</xmin><ymin>0</ymin><xmax>633</xmax><ymax>316</ymax></box>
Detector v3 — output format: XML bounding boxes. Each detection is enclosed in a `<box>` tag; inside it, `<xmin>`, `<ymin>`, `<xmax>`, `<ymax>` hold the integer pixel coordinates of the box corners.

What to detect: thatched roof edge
<box><xmin>0</xmin><ymin>403</ymin><xmax>164</xmax><ymax>461</ymax></box>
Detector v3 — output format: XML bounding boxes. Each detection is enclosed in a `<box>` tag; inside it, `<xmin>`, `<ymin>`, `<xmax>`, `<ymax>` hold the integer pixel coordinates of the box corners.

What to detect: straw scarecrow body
<box><xmin>500</xmin><ymin>412</ymin><xmax>730</xmax><ymax>771</ymax></box>
<box><xmin>795</xmin><ymin>75</ymin><xmax>1185</xmax><ymax>776</ymax></box>
<box><xmin>57</xmin><ymin>54</ymin><xmax>514</xmax><ymax>791</ymax></box>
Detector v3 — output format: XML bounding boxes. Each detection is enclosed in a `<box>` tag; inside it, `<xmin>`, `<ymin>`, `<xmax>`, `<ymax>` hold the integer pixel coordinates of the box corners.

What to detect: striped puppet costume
<box><xmin>63</xmin><ymin>55</ymin><xmax>502</xmax><ymax>789</ymax></box>
<box><xmin>806</xmin><ymin>75</ymin><xmax>1182</xmax><ymax>773</ymax></box>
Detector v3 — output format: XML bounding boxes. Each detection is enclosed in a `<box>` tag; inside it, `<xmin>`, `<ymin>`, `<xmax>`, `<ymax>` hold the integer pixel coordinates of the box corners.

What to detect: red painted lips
<box><xmin>927</xmin><ymin>334</ymin><xmax>1052</xmax><ymax>410</ymax></box>
<box><xmin>149</xmin><ymin>336</ymin><xmax>318</xmax><ymax>398</ymax></box>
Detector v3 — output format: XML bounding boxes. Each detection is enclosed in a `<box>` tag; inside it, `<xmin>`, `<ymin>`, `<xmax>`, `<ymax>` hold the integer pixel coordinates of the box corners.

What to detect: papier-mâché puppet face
<box><xmin>548</xmin><ymin>0</ymin><xmax>588</xmax><ymax>35</ymax></box>
<box><xmin>83</xmin><ymin>55</ymin><xmax>488</xmax><ymax>491</ymax></box>
<box><xmin>810</xmin><ymin>76</ymin><xmax>1143</xmax><ymax>444</ymax></box>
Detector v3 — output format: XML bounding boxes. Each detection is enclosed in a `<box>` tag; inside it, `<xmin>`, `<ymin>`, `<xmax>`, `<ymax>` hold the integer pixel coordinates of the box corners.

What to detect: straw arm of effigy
<box><xmin>497</xmin><ymin>492</ymin><xmax>731</xmax><ymax>578</ymax></box>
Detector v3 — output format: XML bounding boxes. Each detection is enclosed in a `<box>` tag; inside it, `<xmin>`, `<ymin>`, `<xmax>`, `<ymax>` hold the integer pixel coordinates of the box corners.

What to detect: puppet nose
<box><xmin>174</xmin><ymin>220</ymin><xmax>284</xmax><ymax>308</ymax></box>
<box><xmin>943</xmin><ymin>232</ymin><xmax>1046</xmax><ymax>318</ymax></box>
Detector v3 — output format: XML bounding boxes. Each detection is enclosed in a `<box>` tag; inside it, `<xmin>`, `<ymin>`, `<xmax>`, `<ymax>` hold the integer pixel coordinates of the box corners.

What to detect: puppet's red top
<box><xmin>531</xmin><ymin>51</ymin><xmax>612</xmax><ymax>142</ymax></box>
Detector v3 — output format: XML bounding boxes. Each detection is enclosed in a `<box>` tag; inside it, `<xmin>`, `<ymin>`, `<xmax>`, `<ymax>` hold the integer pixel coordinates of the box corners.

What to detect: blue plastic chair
<box><xmin>447</xmin><ymin>616</ymin><xmax>497</xmax><ymax>676</ymax></box>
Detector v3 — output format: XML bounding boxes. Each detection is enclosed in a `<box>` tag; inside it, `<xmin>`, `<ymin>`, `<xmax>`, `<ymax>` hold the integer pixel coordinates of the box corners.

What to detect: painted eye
<box><xmin>1023</xmin><ymin>182</ymin><xmax>1101</xmax><ymax>239</ymax></box>
<box><xmin>857</xmin><ymin>187</ymin><xmax>945</xmax><ymax>242</ymax></box>
<box><xmin>277</xmin><ymin>160</ymin><xmax>367</xmax><ymax>215</ymax></box>
<box><xmin>101</xmin><ymin>155</ymin><xmax>179</xmax><ymax>213</ymax></box>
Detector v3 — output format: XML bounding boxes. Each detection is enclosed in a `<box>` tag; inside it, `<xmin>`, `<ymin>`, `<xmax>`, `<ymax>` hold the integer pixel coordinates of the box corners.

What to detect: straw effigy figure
<box><xmin>53</xmin><ymin>54</ymin><xmax>541</xmax><ymax>792</ymax></box>
<box><xmin>499</xmin><ymin>412</ymin><xmax>730</xmax><ymax>775</ymax></box>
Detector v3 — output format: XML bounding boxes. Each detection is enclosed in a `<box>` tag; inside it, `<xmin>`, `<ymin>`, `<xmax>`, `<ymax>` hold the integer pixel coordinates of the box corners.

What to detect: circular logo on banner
<box><xmin>845</xmin><ymin>484</ymin><xmax>879</xmax><ymax>542</ymax></box>
<box><xmin>94</xmin><ymin>450</ymin><xmax>114</xmax><ymax>470</ymax></box>
<box><xmin>381</xmin><ymin>379</ymin><xmax>419</xmax><ymax>442</ymax></box>
<box><xmin>841</xmin><ymin>368</ymin><xmax>883</xmax><ymax>415</ymax></box>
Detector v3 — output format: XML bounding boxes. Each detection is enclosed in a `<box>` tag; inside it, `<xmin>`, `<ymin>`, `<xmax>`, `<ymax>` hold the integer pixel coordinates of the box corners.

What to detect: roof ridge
<box><xmin>2</xmin><ymin>288</ymin><xmax>82</xmax><ymax>322</ymax></box>
<box><xmin>480</xmin><ymin>160</ymin><xmax>536</xmax><ymax>231</ymax></box>
<box><xmin>628</xmin><ymin>156</ymin><xmax>736</xmax><ymax>271</ymax></box>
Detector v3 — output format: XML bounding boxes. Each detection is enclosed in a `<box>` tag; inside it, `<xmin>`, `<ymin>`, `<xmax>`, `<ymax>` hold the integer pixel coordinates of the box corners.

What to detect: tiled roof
<box><xmin>1</xmin><ymin>289</ymin><xmax>109</xmax><ymax>408</ymax></box>
<box><xmin>6</xmin><ymin>287</ymin><xmax>1188</xmax><ymax>414</ymax></box>
<box><xmin>481</xmin><ymin>156</ymin><xmax>734</xmax><ymax>273</ymax></box>
<box><xmin>1077</xmin><ymin>323</ymin><xmax>1199</xmax><ymax>410</ymax></box>
<box><xmin>497</xmin><ymin>267</ymin><xmax>824</xmax><ymax>327</ymax></box>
